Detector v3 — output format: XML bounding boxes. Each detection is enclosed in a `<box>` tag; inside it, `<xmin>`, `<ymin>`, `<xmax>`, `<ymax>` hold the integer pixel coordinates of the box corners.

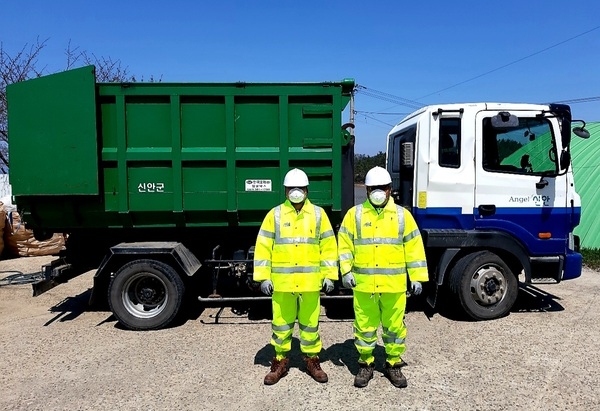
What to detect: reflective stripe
<box><xmin>353</xmin><ymin>204</ymin><xmax>406</xmax><ymax>246</ymax></box>
<box><xmin>315</xmin><ymin>207</ymin><xmax>321</xmax><ymax>239</ymax></box>
<box><xmin>299</xmin><ymin>323</ymin><xmax>319</xmax><ymax>332</ymax></box>
<box><xmin>273</xmin><ymin>204</ymin><xmax>320</xmax><ymax>245</ymax></box>
<box><xmin>339</xmin><ymin>253</ymin><xmax>353</xmax><ymax>261</ymax></box>
<box><xmin>321</xmin><ymin>229</ymin><xmax>334</xmax><ymax>239</ymax></box>
<box><xmin>300</xmin><ymin>337</ymin><xmax>320</xmax><ymax>346</ymax></box>
<box><xmin>383</xmin><ymin>336</ymin><xmax>405</xmax><ymax>345</ymax></box>
<box><xmin>272</xmin><ymin>266</ymin><xmax>320</xmax><ymax>273</ymax></box>
<box><xmin>354</xmin><ymin>326</ymin><xmax>377</xmax><ymax>339</ymax></box>
<box><xmin>355</xmin><ymin>204</ymin><xmax>363</xmax><ymax>240</ymax></box>
<box><xmin>271</xmin><ymin>334</ymin><xmax>285</xmax><ymax>344</ymax></box>
<box><xmin>354</xmin><ymin>238</ymin><xmax>402</xmax><ymax>245</ymax></box>
<box><xmin>382</xmin><ymin>327</ymin><xmax>397</xmax><ymax>338</ymax></box>
<box><xmin>274</xmin><ymin>206</ymin><xmax>281</xmax><ymax>238</ymax></box>
<box><xmin>258</xmin><ymin>229</ymin><xmax>275</xmax><ymax>239</ymax></box>
<box><xmin>321</xmin><ymin>260</ymin><xmax>338</xmax><ymax>267</ymax></box>
<box><xmin>254</xmin><ymin>260</ymin><xmax>271</xmax><ymax>267</ymax></box>
<box><xmin>275</xmin><ymin>237</ymin><xmax>319</xmax><ymax>245</ymax></box>
<box><xmin>382</xmin><ymin>327</ymin><xmax>405</xmax><ymax>344</ymax></box>
<box><xmin>354</xmin><ymin>338</ymin><xmax>377</xmax><ymax>348</ymax></box>
<box><xmin>406</xmin><ymin>260</ymin><xmax>427</xmax><ymax>268</ymax></box>
<box><xmin>403</xmin><ymin>228</ymin><xmax>420</xmax><ymax>242</ymax></box>
<box><xmin>396</xmin><ymin>205</ymin><xmax>405</xmax><ymax>239</ymax></box>
<box><xmin>354</xmin><ymin>267</ymin><xmax>407</xmax><ymax>275</ymax></box>
<box><xmin>338</xmin><ymin>226</ymin><xmax>354</xmax><ymax>239</ymax></box>
<box><xmin>272</xmin><ymin>323</ymin><xmax>295</xmax><ymax>332</ymax></box>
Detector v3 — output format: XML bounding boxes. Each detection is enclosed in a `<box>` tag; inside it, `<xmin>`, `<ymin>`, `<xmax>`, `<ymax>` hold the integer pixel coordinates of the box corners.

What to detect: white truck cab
<box><xmin>386</xmin><ymin>103</ymin><xmax>589</xmax><ymax>320</ymax></box>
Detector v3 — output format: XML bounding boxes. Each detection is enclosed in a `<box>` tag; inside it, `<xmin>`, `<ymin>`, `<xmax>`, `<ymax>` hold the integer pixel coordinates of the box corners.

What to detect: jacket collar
<box><xmin>282</xmin><ymin>198</ymin><xmax>313</xmax><ymax>215</ymax></box>
<box><xmin>363</xmin><ymin>197</ymin><xmax>396</xmax><ymax>213</ymax></box>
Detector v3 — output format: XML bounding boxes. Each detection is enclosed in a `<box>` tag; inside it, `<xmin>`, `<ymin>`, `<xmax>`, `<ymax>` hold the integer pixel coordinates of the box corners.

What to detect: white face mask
<box><xmin>288</xmin><ymin>188</ymin><xmax>306</xmax><ymax>204</ymax></box>
<box><xmin>369</xmin><ymin>189</ymin><xmax>387</xmax><ymax>207</ymax></box>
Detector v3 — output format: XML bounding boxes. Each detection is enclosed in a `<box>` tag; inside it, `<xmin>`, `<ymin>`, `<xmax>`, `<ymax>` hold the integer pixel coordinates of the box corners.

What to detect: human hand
<box><xmin>410</xmin><ymin>281</ymin><xmax>422</xmax><ymax>296</ymax></box>
<box><xmin>342</xmin><ymin>273</ymin><xmax>356</xmax><ymax>288</ymax></box>
<box><xmin>260</xmin><ymin>280</ymin><xmax>274</xmax><ymax>296</ymax></box>
<box><xmin>322</xmin><ymin>278</ymin><xmax>334</xmax><ymax>293</ymax></box>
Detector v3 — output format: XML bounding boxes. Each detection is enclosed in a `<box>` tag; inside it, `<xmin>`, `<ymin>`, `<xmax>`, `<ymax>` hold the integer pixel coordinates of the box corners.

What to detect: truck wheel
<box><xmin>449</xmin><ymin>251</ymin><xmax>518</xmax><ymax>320</ymax></box>
<box><xmin>108</xmin><ymin>259</ymin><xmax>185</xmax><ymax>330</ymax></box>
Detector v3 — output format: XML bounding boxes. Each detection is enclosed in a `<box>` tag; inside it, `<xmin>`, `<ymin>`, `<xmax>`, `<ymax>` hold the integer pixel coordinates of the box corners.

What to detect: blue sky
<box><xmin>2</xmin><ymin>0</ymin><xmax>599</xmax><ymax>155</ymax></box>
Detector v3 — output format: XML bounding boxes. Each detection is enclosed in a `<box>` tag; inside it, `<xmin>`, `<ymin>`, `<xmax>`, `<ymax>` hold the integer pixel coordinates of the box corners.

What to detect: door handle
<box><xmin>478</xmin><ymin>204</ymin><xmax>496</xmax><ymax>216</ymax></box>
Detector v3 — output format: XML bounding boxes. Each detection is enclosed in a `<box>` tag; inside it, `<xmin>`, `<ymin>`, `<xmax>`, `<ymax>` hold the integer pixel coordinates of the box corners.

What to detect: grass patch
<box><xmin>581</xmin><ymin>247</ymin><xmax>600</xmax><ymax>271</ymax></box>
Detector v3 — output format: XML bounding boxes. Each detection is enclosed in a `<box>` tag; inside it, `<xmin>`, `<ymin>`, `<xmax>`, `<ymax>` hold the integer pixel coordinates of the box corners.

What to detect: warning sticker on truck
<box><xmin>245</xmin><ymin>179</ymin><xmax>272</xmax><ymax>192</ymax></box>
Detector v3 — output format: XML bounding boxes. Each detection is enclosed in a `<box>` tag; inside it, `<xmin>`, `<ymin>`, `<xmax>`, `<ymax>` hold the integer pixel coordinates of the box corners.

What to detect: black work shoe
<box><xmin>354</xmin><ymin>362</ymin><xmax>374</xmax><ymax>388</ymax></box>
<box><xmin>384</xmin><ymin>362</ymin><xmax>407</xmax><ymax>388</ymax></box>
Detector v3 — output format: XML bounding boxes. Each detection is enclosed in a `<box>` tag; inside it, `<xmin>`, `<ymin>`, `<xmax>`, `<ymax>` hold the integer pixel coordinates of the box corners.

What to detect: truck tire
<box><xmin>448</xmin><ymin>251</ymin><xmax>518</xmax><ymax>320</ymax></box>
<box><xmin>108</xmin><ymin>259</ymin><xmax>185</xmax><ymax>330</ymax></box>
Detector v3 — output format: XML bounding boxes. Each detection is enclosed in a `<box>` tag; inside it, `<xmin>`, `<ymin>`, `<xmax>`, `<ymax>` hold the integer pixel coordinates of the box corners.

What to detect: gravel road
<box><xmin>1</xmin><ymin>255</ymin><xmax>599</xmax><ymax>411</ymax></box>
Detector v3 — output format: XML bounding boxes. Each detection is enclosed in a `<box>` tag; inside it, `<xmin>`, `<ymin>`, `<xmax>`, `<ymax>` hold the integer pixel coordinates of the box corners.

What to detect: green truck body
<box><xmin>7</xmin><ymin>66</ymin><xmax>355</xmax><ymax>330</ymax></box>
<box><xmin>8</xmin><ymin>65</ymin><xmax>355</xmax><ymax>231</ymax></box>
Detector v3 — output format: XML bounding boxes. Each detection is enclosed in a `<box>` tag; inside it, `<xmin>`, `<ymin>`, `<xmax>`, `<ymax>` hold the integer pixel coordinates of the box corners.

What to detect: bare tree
<box><xmin>0</xmin><ymin>39</ymin><xmax>147</xmax><ymax>172</ymax></box>
<box><xmin>0</xmin><ymin>38</ymin><xmax>47</xmax><ymax>173</ymax></box>
<box><xmin>64</xmin><ymin>41</ymin><xmax>136</xmax><ymax>83</ymax></box>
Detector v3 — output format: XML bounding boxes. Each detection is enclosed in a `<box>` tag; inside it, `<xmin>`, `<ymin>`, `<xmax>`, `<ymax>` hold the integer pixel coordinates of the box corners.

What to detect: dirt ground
<box><xmin>1</xmin><ymin>255</ymin><xmax>599</xmax><ymax>411</ymax></box>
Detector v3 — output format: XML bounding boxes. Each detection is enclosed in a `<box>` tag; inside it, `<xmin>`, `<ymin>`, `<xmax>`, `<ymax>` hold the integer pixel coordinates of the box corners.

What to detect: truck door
<box><xmin>388</xmin><ymin>124</ymin><xmax>417</xmax><ymax>209</ymax></box>
<box><xmin>474</xmin><ymin>110</ymin><xmax>568</xmax><ymax>257</ymax></box>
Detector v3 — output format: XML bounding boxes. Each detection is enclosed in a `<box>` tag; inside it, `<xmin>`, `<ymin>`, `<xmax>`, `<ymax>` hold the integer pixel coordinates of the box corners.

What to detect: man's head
<box><xmin>364</xmin><ymin>166</ymin><xmax>392</xmax><ymax>208</ymax></box>
<box><xmin>283</xmin><ymin>168</ymin><xmax>309</xmax><ymax>208</ymax></box>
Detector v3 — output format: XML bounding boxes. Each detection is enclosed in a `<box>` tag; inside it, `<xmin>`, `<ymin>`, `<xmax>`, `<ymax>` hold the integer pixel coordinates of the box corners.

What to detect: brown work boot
<box><xmin>264</xmin><ymin>357</ymin><xmax>289</xmax><ymax>385</ymax></box>
<box><xmin>354</xmin><ymin>362</ymin><xmax>374</xmax><ymax>388</ymax></box>
<box><xmin>304</xmin><ymin>356</ymin><xmax>328</xmax><ymax>383</ymax></box>
<box><xmin>384</xmin><ymin>362</ymin><xmax>407</xmax><ymax>388</ymax></box>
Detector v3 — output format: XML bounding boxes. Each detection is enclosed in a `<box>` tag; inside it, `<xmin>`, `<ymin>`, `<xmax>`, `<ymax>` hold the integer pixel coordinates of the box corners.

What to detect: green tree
<box><xmin>497</xmin><ymin>139</ymin><xmax>524</xmax><ymax>163</ymax></box>
<box><xmin>354</xmin><ymin>151</ymin><xmax>386</xmax><ymax>183</ymax></box>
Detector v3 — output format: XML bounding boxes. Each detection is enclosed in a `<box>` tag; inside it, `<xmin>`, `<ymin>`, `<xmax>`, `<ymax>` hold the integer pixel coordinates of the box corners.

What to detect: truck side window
<box><xmin>391</xmin><ymin>135</ymin><xmax>401</xmax><ymax>173</ymax></box>
<box><xmin>439</xmin><ymin>118</ymin><xmax>461</xmax><ymax>168</ymax></box>
<box><xmin>482</xmin><ymin>117</ymin><xmax>557</xmax><ymax>175</ymax></box>
<box><xmin>390</xmin><ymin>126</ymin><xmax>416</xmax><ymax>173</ymax></box>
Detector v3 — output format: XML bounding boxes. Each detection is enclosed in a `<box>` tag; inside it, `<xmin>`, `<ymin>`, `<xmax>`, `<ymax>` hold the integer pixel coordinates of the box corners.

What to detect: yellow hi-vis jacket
<box><xmin>338</xmin><ymin>198</ymin><xmax>428</xmax><ymax>294</ymax></box>
<box><xmin>253</xmin><ymin>199</ymin><xmax>338</xmax><ymax>293</ymax></box>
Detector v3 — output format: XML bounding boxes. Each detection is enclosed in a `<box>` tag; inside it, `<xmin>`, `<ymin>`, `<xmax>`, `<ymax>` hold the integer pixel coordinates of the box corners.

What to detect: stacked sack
<box><xmin>2</xmin><ymin>206</ymin><xmax>65</xmax><ymax>258</ymax></box>
<box><xmin>0</xmin><ymin>202</ymin><xmax>5</xmax><ymax>256</ymax></box>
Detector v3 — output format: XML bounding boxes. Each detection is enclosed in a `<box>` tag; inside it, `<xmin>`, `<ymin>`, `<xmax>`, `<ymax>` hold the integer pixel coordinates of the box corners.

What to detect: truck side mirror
<box><xmin>560</xmin><ymin>150</ymin><xmax>571</xmax><ymax>170</ymax></box>
<box><xmin>572</xmin><ymin>120</ymin><xmax>590</xmax><ymax>139</ymax></box>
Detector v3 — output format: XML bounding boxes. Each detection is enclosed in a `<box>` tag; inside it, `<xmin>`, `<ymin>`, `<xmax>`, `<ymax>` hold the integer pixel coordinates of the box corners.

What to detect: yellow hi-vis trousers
<box><xmin>353</xmin><ymin>291</ymin><xmax>407</xmax><ymax>366</ymax></box>
<box><xmin>271</xmin><ymin>291</ymin><xmax>322</xmax><ymax>360</ymax></box>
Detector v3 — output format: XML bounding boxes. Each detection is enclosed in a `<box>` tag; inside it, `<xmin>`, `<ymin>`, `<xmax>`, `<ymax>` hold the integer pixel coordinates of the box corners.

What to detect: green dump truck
<box><xmin>7</xmin><ymin>66</ymin><xmax>355</xmax><ymax>330</ymax></box>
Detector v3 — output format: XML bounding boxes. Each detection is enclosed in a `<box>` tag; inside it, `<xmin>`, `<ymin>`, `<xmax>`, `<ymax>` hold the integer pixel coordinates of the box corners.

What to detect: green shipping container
<box><xmin>8</xmin><ymin>66</ymin><xmax>355</xmax><ymax>232</ymax></box>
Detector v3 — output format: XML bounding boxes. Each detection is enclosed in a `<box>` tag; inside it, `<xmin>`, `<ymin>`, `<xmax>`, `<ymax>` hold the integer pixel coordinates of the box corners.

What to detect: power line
<box><xmin>417</xmin><ymin>25</ymin><xmax>600</xmax><ymax>100</ymax></box>
<box><xmin>356</xmin><ymin>85</ymin><xmax>423</xmax><ymax>108</ymax></box>
<box><xmin>355</xmin><ymin>25</ymin><xmax>600</xmax><ymax>122</ymax></box>
<box><xmin>355</xmin><ymin>86</ymin><xmax>423</xmax><ymax>110</ymax></box>
<box><xmin>552</xmin><ymin>96</ymin><xmax>600</xmax><ymax>104</ymax></box>
<box><xmin>355</xmin><ymin>110</ymin><xmax>409</xmax><ymax>116</ymax></box>
<box><xmin>359</xmin><ymin>113</ymin><xmax>395</xmax><ymax>127</ymax></box>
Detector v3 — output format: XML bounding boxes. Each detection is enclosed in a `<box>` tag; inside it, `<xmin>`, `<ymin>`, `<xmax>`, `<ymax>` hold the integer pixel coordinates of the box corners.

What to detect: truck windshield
<box><xmin>482</xmin><ymin>117</ymin><xmax>558</xmax><ymax>175</ymax></box>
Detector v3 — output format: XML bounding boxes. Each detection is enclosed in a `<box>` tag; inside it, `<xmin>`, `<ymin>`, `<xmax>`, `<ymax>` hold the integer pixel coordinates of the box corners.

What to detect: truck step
<box><xmin>529</xmin><ymin>277</ymin><xmax>559</xmax><ymax>284</ymax></box>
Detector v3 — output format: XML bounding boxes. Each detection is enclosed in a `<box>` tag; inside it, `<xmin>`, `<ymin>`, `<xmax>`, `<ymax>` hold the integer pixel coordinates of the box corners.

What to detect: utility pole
<box><xmin>349</xmin><ymin>86</ymin><xmax>355</xmax><ymax>136</ymax></box>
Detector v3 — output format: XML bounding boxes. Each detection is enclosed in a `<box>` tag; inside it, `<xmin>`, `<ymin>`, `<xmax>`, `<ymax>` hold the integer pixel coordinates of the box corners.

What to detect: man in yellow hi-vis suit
<box><xmin>254</xmin><ymin>168</ymin><xmax>338</xmax><ymax>385</ymax></box>
<box><xmin>338</xmin><ymin>166</ymin><xmax>428</xmax><ymax>388</ymax></box>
